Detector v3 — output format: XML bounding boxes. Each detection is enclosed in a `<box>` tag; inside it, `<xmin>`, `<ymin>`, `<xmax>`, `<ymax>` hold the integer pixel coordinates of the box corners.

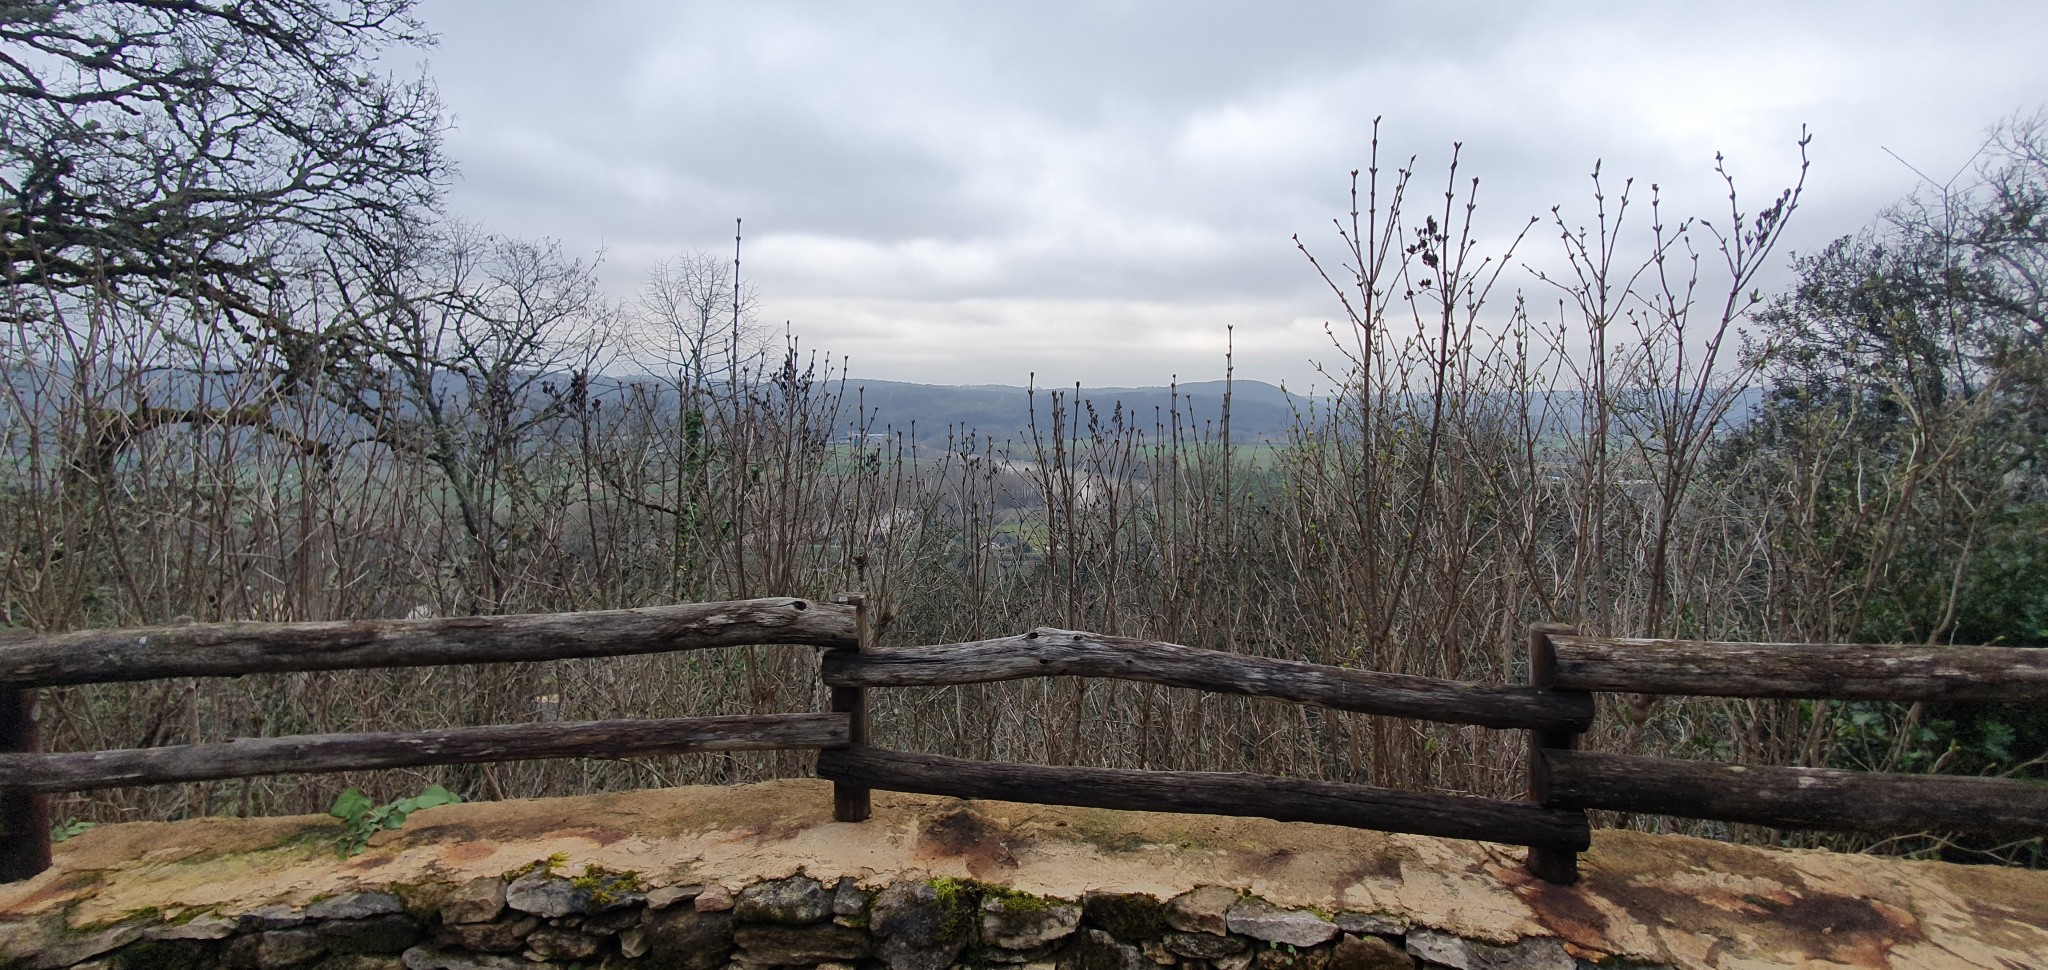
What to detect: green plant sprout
<box><xmin>328</xmin><ymin>784</ymin><xmax>461</xmax><ymax>857</ymax></box>
<box><xmin>50</xmin><ymin>819</ymin><xmax>96</xmax><ymax>843</ymax></box>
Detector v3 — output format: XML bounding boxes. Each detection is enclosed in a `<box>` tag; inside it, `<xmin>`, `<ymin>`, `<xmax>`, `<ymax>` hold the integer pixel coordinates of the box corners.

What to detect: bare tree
<box><xmin>317</xmin><ymin>223</ymin><xmax>613</xmax><ymax>612</ymax></box>
<box><xmin>630</xmin><ymin>248</ymin><xmax>764</xmax><ymax>394</ymax></box>
<box><xmin>0</xmin><ymin>0</ymin><xmax>446</xmax><ymax>320</ymax></box>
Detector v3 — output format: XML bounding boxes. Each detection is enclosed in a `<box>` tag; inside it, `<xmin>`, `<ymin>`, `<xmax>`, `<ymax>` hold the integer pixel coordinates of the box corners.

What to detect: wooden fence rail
<box><xmin>1543</xmin><ymin>749</ymin><xmax>2048</xmax><ymax>837</ymax></box>
<box><xmin>1548</xmin><ymin>635</ymin><xmax>2048</xmax><ymax>702</ymax></box>
<box><xmin>822</xmin><ymin>627</ymin><xmax>1592</xmax><ymax>732</ymax></box>
<box><xmin>817</xmin><ymin>746</ymin><xmax>1592</xmax><ymax>849</ymax></box>
<box><xmin>0</xmin><ymin>714</ymin><xmax>849</xmax><ymax>795</ymax></box>
<box><xmin>0</xmin><ymin>597</ymin><xmax>857</xmax><ymax>687</ymax></box>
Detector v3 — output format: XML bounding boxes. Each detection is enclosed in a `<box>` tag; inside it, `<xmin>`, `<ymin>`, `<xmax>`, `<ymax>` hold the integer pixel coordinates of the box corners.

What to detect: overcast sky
<box><xmin>411</xmin><ymin>1</ymin><xmax>2048</xmax><ymax>389</ymax></box>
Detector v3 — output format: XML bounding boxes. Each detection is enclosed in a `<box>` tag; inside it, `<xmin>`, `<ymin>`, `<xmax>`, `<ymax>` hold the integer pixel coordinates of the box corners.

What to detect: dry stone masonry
<box><xmin>1</xmin><ymin>874</ymin><xmax>1603</xmax><ymax>970</ymax></box>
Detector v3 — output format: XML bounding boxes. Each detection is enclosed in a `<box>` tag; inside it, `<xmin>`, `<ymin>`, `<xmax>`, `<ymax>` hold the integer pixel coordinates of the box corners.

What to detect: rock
<box><xmin>222</xmin><ymin>934</ymin><xmax>263</xmax><ymax>968</ymax></box>
<box><xmin>1214</xmin><ymin>951</ymin><xmax>1256</xmax><ymax>970</ymax></box>
<box><xmin>91</xmin><ymin>939</ymin><xmax>216</xmax><ymax>970</ymax></box>
<box><xmin>306</xmin><ymin>893</ymin><xmax>406</xmax><ymax>921</ymax></box>
<box><xmin>1082</xmin><ymin>892</ymin><xmax>1173</xmax><ymax>941</ymax></box>
<box><xmin>504</xmin><ymin>872</ymin><xmax>589</xmax><ymax>919</ymax></box>
<box><xmin>1057</xmin><ymin>928</ymin><xmax>1148</xmax><ymax>970</ymax></box>
<box><xmin>643</xmin><ymin>908</ymin><xmax>735</xmax><ymax>970</ymax></box>
<box><xmin>311</xmin><ymin>957</ymin><xmax>406</xmax><ymax>970</ymax></box>
<box><xmin>647</xmin><ymin>884</ymin><xmax>705</xmax><ymax>910</ymax></box>
<box><xmin>734</xmin><ymin>923</ymin><xmax>872</xmax><ymax>964</ymax></box>
<box><xmin>144</xmin><ymin>913</ymin><xmax>240</xmax><ymax>940</ymax></box>
<box><xmin>439</xmin><ymin>879</ymin><xmax>506</xmax><ymax>925</ymax></box>
<box><xmin>981</xmin><ymin>894</ymin><xmax>1082</xmax><ymax>949</ymax></box>
<box><xmin>503</xmin><ymin>868</ymin><xmax>644</xmax><ymax>918</ymax></box>
<box><xmin>831</xmin><ymin>877</ymin><xmax>868</xmax><ymax>916</ymax></box>
<box><xmin>695</xmin><ymin>886</ymin><xmax>736</xmax><ymax>912</ymax></box>
<box><xmin>580</xmin><ymin>907</ymin><xmax>642</xmax><ymax>935</ymax></box>
<box><xmin>618</xmin><ymin>926</ymin><xmax>650</xmax><ymax>958</ymax></box>
<box><xmin>1403</xmin><ymin>930</ymin><xmax>1573</xmax><ymax>970</ymax></box>
<box><xmin>736</xmin><ymin>875</ymin><xmax>833</xmax><ymax>924</ymax></box>
<box><xmin>972</xmin><ymin>942</ymin><xmax>1055</xmax><ymax>964</ymax></box>
<box><xmin>1164</xmin><ymin>931</ymin><xmax>1248</xmax><ymax>959</ymax></box>
<box><xmin>316</xmin><ymin>915</ymin><xmax>424</xmax><ymax>955</ymax></box>
<box><xmin>524</xmin><ymin>925</ymin><xmax>604</xmax><ymax>961</ymax></box>
<box><xmin>1254</xmin><ymin>946</ymin><xmax>1330</xmax><ymax>970</ymax></box>
<box><xmin>1329</xmin><ymin>934</ymin><xmax>1415</xmax><ymax>970</ymax></box>
<box><xmin>257</xmin><ymin>927</ymin><xmax>328</xmax><ymax>967</ymax></box>
<box><xmin>869</xmin><ymin>882</ymin><xmax>977</xmax><ymax>970</ymax></box>
<box><xmin>1335</xmin><ymin>913</ymin><xmax>1408</xmax><ymax>937</ymax></box>
<box><xmin>399</xmin><ymin>946</ymin><xmax>532</xmax><ymax>970</ymax></box>
<box><xmin>240</xmin><ymin>905</ymin><xmax>311</xmax><ymax>931</ymax></box>
<box><xmin>1226</xmin><ymin>899</ymin><xmax>1337</xmax><ymax>948</ymax></box>
<box><xmin>582</xmin><ymin>869</ymin><xmax>648</xmax><ymax>911</ymax></box>
<box><xmin>437</xmin><ymin>915</ymin><xmax>538</xmax><ymax>953</ymax></box>
<box><xmin>1167</xmin><ymin>886</ymin><xmax>1239</xmax><ymax>936</ymax></box>
<box><xmin>1140</xmin><ymin>939</ymin><xmax>1177</xmax><ymax>964</ymax></box>
<box><xmin>0</xmin><ymin>917</ymin><xmax>140</xmax><ymax>970</ymax></box>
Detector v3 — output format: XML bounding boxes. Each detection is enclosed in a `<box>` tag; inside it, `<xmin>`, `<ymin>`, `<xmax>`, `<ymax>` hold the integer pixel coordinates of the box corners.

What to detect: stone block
<box><xmin>1167</xmin><ymin>886</ymin><xmax>1240</xmax><ymax>936</ymax></box>
<box><xmin>736</xmin><ymin>875</ymin><xmax>833</xmax><ymax>924</ymax></box>
<box><xmin>1225</xmin><ymin>899</ymin><xmax>1336</xmax><ymax>948</ymax></box>
<box><xmin>982</xmin><ymin>895</ymin><xmax>1083</xmax><ymax>950</ymax></box>
<box><xmin>1403</xmin><ymin>930</ymin><xmax>1572</xmax><ymax>970</ymax></box>
<box><xmin>438</xmin><ymin>879</ymin><xmax>506</xmax><ymax>925</ymax></box>
<box><xmin>734</xmin><ymin>922</ymin><xmax>872</xmax><ymax>964</ymax></box>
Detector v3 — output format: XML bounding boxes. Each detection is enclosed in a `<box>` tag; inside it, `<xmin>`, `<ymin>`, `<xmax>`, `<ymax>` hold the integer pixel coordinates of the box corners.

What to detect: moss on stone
<box><xmin>571</xmin><ymin>865</ymin><xmax>646</xmax><ymax>906</ymax></box>
<box><xmin>502</xmin><ymin>852</ymin><xmax>570</xmax><ymax>881</ymax></box>
<box><xmin>979</xmin><ymin>883</ymin><xmax>1054</xmax><ymax>913</ymax></box>
<box><xmin>924</xmin><ymin>876</ymin><xmax>982</xmax><ymax>945</ymax></box>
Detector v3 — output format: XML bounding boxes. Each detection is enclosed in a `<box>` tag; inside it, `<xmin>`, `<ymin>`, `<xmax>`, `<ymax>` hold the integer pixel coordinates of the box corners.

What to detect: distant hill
<box><xmin>828</xmin><ymin>378</ymin><xmax>1304</xmax><ymax>442</ymax></box>
<box><xmin>817</xmin><ymin>379</ymin><xmax>1766</xmax><ymax>443</ymax></box>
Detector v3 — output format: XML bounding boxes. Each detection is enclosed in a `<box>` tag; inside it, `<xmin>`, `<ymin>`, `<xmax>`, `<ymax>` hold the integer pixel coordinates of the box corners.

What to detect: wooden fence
<box><xmin>0</xmin><ymin>597</ymin><xmax>862</xmax><ymax>882</ymax></box>
<box><xmin>1</xmin><ymin>599</ymin><xmax>2044</xmax><ymax>886</ymax></box>
<box><xmin>1532</xmin><ymin>629</ymin><xmax>2048</xmax><ymax>848</ymax></box>
<box><xmin>814</xmin><ymin>626</ymin><xmax>1596</xmax><ymax>877</ymax></box>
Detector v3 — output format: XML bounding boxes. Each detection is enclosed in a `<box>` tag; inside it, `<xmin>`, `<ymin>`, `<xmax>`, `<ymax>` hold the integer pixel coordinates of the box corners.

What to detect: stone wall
<box><xmin>9</xmin><ymin>782</ymin><xmax>2040</xmax><ymax>968</ymax></box>
<box><xmin>13</xmin><ymin>872</ymin><xmax>1605</xmax><ymax>970</ymax></box>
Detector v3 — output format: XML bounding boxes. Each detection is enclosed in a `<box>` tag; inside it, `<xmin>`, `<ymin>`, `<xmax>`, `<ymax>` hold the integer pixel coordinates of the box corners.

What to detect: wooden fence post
<box><xmin>1</xmin><ymin>687</ymin><xmax>52</xmax><ymax>882</ymax></box>
<box><xmin>1525</xmin><ymin>623</ymin><xmax>1589</xmax><ymax>884</ymax></box>
<box><xmin>828</xmin><ymin>594</ymin><xmax>871</xmax><ymax>822</ymax></box>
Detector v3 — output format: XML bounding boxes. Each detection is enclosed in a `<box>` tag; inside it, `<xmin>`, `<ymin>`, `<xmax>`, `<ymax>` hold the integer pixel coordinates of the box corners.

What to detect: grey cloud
<box><xmin>412</xmin><ymin>0</ymin><xmax>2048</xmax><ymax>386</ymax></box>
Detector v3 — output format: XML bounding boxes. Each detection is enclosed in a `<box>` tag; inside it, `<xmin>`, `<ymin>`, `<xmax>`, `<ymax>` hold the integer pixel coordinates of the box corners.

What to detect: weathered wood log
<box><xmin>829</xmin><ymin>593</ymin><xmax>872</xmax><ymax>823</ymax></box>
<box><xmin>0</xmin><ymin>713</ymin><xmax>849</xmax><ymax>794</ymax></box>
<box><xmin>0</xmin><ymin>688</ymin><xmax>51</xmax><ymax>881</ymax></box>
<box><xmin>1549</xmin><ymin>635</ymin><xmax>2048</xmax><ymax>702</ymax></box>
<box><xmin>817</xmin><ymin>747</ymin><xmax>1592</xmax><ymax>849</ymax></box>
<box><xmin>822</xmin><ymin>628</ymin><xmax>1592</xmax><ymax>732</ymax></box>
<box><xmin>1544</xmin><ymin>749</ymin><xmax>2048</xmax><ymax>837</ymax></box>
<box><xmin>1523</xmin><ymin>623</ymin><xmax>1588</xmax><ymax>885</ymax></box>
<box><xmin>0</xmin><ymin>598</ymin><xmax>857</xmax><ymax>688</ymax></box>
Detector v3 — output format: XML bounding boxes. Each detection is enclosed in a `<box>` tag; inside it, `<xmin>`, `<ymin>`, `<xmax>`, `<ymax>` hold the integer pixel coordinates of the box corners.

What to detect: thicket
<box><xmin>1</xmin><ymin>3</ymin><xmax>2039</xmax><ymax>864</ymax></box>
